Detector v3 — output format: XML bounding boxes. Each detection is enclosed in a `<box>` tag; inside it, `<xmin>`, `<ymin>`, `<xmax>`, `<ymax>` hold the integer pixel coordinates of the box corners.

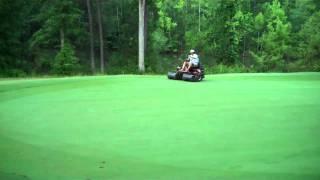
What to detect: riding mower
<box><xmin>167</xmin><ymin>62</ymin><xmax>205</xmax><ymax>82</ymax></box>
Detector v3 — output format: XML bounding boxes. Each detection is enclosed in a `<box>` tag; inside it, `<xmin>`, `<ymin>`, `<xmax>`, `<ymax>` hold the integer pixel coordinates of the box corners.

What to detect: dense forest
<box><xmin>0</xmin><ymin>0</ymin><xmax>320</xmax><ymax>76</ymax></box>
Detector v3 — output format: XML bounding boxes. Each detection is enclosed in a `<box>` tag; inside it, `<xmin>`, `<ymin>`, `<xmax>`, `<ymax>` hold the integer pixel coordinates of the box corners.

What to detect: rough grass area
<box><xmin>0</xmin><ymin>73</ymin><xmax>320</xmax><ymax>180</ymax></box>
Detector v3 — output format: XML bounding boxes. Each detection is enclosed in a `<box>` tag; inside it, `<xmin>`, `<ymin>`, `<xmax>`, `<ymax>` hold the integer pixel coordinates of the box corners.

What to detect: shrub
<box><xmin>286</xmin><ymin>60</ymin><xmax>320</xmax><ymax>72</ymax></box>
<box><xmin>206</xmin><ymin>64</ymin><xmax>250</xmax><ymax>74</ymax></box>
<box><xmin>1</xmin><ymin>69</ymin><xmax>27</xmax><ymax>77</ymax></box>
<box><xmin>105</xmin><ymin>52</ymin><xmax>138</xmax><ymax>74</ymax></box>
<box><xmin>313</xmin><ymin>62</ymin><xmax>320</xmax><ymax>72</ymax></box>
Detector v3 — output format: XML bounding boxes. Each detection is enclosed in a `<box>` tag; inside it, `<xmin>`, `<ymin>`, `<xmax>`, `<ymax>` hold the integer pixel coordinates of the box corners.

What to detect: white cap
<box><xmin>190</xmin><ymin>49</ymin><xmax>195</xmax><ymax>53</ymax></box>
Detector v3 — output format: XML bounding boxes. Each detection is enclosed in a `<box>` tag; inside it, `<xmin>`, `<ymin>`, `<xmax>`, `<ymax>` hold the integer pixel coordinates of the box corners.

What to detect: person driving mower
<box><xmin>179</xmin><ymin>49</ymin><xmax>200</xmax><ymax>72</ymax></box>
<box><xmin>168</xmin><ymin>49</ymin><xmax>204</xmax><ymax>82</ymax></box>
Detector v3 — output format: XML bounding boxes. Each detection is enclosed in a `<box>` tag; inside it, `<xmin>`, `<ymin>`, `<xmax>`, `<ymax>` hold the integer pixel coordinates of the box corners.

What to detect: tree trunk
<box><xmin>60</xmin><ymin>27</ymin><xmax>65</xmax><ymax>50</ymax></box>
<box><xmin>260</xmin><ymin>31</ymin><xmax>263</xmax><ymax>52</ymax></box>
<box><xmin>242</xmin><ymin>37</ymin><xmax>246</xmax><ymax>65</ymax></box>
<box><xmin>138</xmin><ymin>0</ymin><xmax>146</xmax><ymax>73</ymax></box>
<box><xmin>144</xmin><ymin>3</ymin><xmax>148</xmax><ymax>52</ymax></box>
<box><xmin>257</xmin><ymin>32</ymin><xmax>260</xmax><ymax>52</ymax></box>
<box><xmin>96</xmin><ymin>0</ymin><xmax>104</xmax><ymax>73</ymax></box>
<box><xmin>87</xmin><ymin>0</ymin><xmax>95</xmax><ymax>73</ymax></box>
<box><xmin>116</xmin><ymin>7</ymin><xmax>120</xmax><ymax>35</ymax></box>
<box><xmin>198</xmin><ymin>0</ymin><xmax>201</xmax><ymax>32</ymax></box>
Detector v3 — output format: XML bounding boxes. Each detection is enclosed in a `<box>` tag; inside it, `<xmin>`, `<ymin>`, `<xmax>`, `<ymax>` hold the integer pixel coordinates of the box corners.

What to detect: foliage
<box><xmin>151</xmin><ymin>29</ymin><xmax>168</xmax><ymax>52</ymax></box>
<box><xmin>1</xmin><ymin>0</ymin><xmax>320</xmax><ymax>76</ymax></box>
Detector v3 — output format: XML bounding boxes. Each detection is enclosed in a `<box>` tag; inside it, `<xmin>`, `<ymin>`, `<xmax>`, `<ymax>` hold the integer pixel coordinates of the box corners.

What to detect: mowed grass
<box><xmin>0</xmin><ymin>73</ymin><xmax>320</xmax><ymax>180</ymax></box>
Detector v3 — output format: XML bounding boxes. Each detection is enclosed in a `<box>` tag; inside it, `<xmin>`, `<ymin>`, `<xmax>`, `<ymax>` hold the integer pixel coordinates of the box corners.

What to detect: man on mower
<box><xmin>179</xmin><ymin>49</ymin><xmax>199</xmax><ymax>72</ymax></box>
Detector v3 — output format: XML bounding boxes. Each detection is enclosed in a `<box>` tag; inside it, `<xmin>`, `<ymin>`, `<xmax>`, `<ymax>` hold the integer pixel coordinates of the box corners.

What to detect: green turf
<box><xmin>0</xmin><ymin>73</ymin><xmax>320</xmax><ymax>180</ymax></box>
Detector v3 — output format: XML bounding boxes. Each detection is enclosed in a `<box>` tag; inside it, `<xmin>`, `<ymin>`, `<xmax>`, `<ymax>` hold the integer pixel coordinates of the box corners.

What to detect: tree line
<box><xmin>0</xmin><ymin>0</ymin><xmax>319</xmax><ymax>77</ymax></box>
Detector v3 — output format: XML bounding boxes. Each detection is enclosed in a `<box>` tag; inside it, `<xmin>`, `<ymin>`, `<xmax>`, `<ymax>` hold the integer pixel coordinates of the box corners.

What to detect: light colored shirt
<box><xmin>188</xmin><ymin>54</ymin><xmax>199</xmax><ymax>65</ymax></box>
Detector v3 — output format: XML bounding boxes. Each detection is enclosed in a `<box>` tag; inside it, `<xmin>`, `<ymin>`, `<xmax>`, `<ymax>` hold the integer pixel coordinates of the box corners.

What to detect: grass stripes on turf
<box><xmin>0</xmin><ymin>73</ymin><xmax>320</xmax><ymax>180</ymax></box>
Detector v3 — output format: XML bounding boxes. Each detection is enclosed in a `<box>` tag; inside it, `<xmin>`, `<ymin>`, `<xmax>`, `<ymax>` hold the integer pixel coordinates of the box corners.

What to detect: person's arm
<box><xmin>188</xmin><ymin>54</ymin><xmax>192</xmax><ymax>61</ymax></box>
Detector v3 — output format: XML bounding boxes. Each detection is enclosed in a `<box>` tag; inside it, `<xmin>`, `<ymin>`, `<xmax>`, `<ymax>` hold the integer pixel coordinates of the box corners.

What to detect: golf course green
<box><xmin>1</xmin><ymin>73</ymin><xmax>320</xmax><ymax>180</ymax></box>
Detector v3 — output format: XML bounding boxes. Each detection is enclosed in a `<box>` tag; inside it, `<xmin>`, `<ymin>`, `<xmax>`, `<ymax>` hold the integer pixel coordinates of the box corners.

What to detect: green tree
<box><xmin>229</xmin><ymin>8</ymin><xmax>253</xmax><ymax>64</ymax></box>
<box><xmin>0</xmin><ymin>0</ymin><xmax>33</xmax><ymax>75</ymax></box>
<box><xmin>298</xmin><ymin>11</ymin><xmax>320</xmax><ymax>71</ymax></box>
<box><xmin>251</xmin><ymin>0</ymin><xmax>291</xmax><ymax>71</ymax></box>
<box><xmin>288</xmin><ymin>0</ymin><xmax>318</xmax><ymax>32</ymax></box>
<box><xmin>208</xmin><ymin>0</ymin><xmax>240</xmax><ymax>64</ymax></box>
<box><xmin>254</xmin><ymin>12</ymin><xmax>265</xmax><ymax>53</ymax></box>
<box><xmin>31</xmin><ymin>0</ymin><xmax>84</xmax><ymax>49</ymax></box>
<box><xmin>29</xmin><ymin>0</ymin><xmax>85</xmax><ymax>74</ymax></box>
<box><xmin>152</xmin><ymin>0</ymin><xmax>179</xmax><ymax>53</ymax></box>
<box><xmin>53</xmin><ymin>43</ymin><xmax>80</xmax><ymax>75</ymax></box>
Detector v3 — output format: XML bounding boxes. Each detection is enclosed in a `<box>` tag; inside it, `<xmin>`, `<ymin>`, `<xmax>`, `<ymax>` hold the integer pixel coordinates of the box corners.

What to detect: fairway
<box><xmin>1</xmin><ymin>73</ymin><xmax>320</xmax><ymax>180</ymax></box>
